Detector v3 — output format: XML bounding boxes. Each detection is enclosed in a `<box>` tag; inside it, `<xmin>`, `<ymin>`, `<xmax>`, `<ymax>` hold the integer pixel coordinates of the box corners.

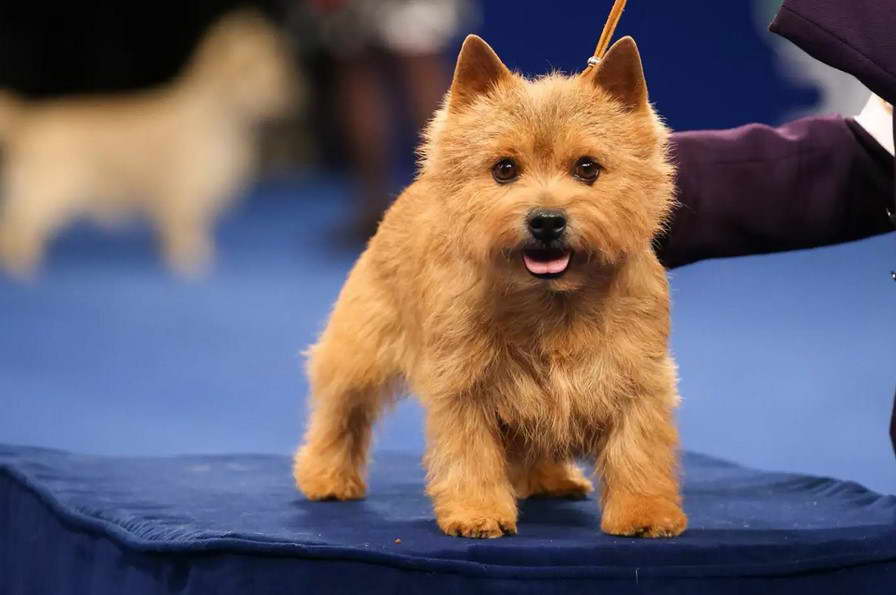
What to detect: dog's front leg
<box><xmin>424</xmin><ymin>397</ymin><xmax>517</xmax><ymax>538</ymax></box>
<box><xmin>596</xmin><ymin>394</ymin><xmax>687</xmax><ymax>538</ymax></box>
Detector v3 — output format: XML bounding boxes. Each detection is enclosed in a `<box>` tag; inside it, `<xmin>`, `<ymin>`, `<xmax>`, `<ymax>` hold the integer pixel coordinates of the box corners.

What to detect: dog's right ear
<box><xmin>448</xmin><ymin>35</ymin><xmax>511</xmax><ymax>112</ymax></box>
<box><xmin>582</xmin><ymin>36</ymin><xmax>648</xmax><ymax>111</ymax></box>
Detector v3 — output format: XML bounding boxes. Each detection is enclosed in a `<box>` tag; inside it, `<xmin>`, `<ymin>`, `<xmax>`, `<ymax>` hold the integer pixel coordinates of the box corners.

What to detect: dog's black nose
<box><xmin>527</xmin><ymin>209</ymin><xmax>567</xmax><ymax>242</ymax></box>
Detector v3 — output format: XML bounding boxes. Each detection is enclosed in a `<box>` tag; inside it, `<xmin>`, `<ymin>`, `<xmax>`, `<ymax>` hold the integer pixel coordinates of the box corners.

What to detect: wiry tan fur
<box><xmin>0</xmin><ymin>10</ymin><xmax>296</xmax><ymax>277</ymax></box>
<box><xmin>295</xmin><ymin>35</ymin><xmax>686</xmax><ymax>539</ymax></box>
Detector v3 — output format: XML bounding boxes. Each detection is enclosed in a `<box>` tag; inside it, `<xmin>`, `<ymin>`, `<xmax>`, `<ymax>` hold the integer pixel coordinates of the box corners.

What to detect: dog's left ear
<box><xmin>448</xmin><ymin>35</ymin><xmax>512</xmax><ymax>112</ymax></box>
<box><xmin>583</xmin><ymin>36</ymin><xmax>648</xmax><ymax>111</ymax></box>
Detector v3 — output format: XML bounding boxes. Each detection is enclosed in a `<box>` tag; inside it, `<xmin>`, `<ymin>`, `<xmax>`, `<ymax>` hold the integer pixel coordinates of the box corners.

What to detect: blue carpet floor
<box><xmin>1</xmin><ymin>173</ymin><xmax>893</xmax><ymax>493</ymax></box>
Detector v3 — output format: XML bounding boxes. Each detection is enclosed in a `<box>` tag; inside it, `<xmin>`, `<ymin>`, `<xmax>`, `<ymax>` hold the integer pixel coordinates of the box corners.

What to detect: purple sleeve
<box><xmin>770</xmin><ymin>0</ymin><xmax>896</xmax><ymax>104</ymax></box>
<box><xmin>657</xmin><ymin>115</ymin><xmax>894</xmax><ymax>269</ymax></box>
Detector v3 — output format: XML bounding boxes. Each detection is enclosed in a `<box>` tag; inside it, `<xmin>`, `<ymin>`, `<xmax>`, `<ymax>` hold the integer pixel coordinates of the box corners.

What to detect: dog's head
<box><xmin>188</xmin><ymin>10</ymin><xmax>299</xmax><ymax>119</ymax></box>
<box><xmin>420</xmin><ymin>35</ymin><xmax>673</xmax><ymax>293</ymax></box>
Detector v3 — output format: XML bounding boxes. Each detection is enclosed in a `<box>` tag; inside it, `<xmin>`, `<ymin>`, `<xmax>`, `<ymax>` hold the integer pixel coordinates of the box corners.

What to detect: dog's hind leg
<box><xmin>294</xmin><ymin>257</ymin><xmax>399</xmax><ymax>500</ymax></box>
<box><xmin>0</xmin><ymin>168</ymin><xmax>76</xmax><ymax>276</ymax></box>
<box><xmin>511</xmin><ymin>459</ymin><xmax>593</xmax><ymax>500</ymax></box>
<box><xmin>150</xmin><ymin>195</ymin><xmax>214</xmax><ymax>277</ymax></box>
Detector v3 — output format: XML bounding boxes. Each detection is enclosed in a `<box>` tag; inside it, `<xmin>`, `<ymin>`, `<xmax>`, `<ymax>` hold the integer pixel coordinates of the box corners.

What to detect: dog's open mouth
<box><xmin>522</xmin><ymin>247</ymin><xmax>572</xmax><ymax>279</ymax></box>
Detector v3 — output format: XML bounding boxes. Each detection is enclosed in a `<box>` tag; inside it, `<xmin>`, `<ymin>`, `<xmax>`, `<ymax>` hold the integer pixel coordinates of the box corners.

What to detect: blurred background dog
<box><xmin>0</xmin><ymin>9</ymin><xmax>297</xmax><ymax>276</ymax></box>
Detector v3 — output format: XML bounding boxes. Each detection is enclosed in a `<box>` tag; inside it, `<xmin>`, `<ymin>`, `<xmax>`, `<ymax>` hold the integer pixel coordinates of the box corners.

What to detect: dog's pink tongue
<box><xmin>523</xmin><ymin>252</ymin><xmax>571</xmax><ymax>275</ymax></box>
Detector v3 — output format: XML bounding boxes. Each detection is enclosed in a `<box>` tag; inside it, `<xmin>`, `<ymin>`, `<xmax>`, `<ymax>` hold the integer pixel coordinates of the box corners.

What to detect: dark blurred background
<box><xmin>0</xmin><ymin>0</ymin><xmax>820</xmax><ymax>184</ymax></box>
<box><xmin>0</xmin><ymin>2</ymin><xmax>284</xmax><ymax>96</ymax></box>
<box><xmin>1</xmin><ymin>1</ymin><xmax>893</xmax><ymax>493</ymax></box>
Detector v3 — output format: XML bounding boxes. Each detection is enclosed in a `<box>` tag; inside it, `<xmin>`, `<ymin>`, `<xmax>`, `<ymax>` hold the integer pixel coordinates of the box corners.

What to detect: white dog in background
<box><xmin>0</xmin><ymin>10</ymin><xmax>297</xmax><ymax>277</ymax></box>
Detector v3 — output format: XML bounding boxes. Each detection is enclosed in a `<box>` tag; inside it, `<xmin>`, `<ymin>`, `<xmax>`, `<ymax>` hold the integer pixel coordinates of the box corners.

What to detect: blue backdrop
<box><xmin>476</xmin><ymin>0</ymin><xmax>817</xmax><ymax>130</ymax></box>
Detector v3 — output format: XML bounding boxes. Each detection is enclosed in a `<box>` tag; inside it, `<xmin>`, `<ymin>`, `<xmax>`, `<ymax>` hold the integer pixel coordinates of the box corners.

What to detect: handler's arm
<box><xmin>657</xmin><ymin>115</ymin><xmax>894</xmax><ymax>269</ymax></box>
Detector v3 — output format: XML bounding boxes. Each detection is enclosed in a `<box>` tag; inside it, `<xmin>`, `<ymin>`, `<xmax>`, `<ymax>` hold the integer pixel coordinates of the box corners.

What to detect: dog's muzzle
<box><xmin>523</xmin><ymin>208</ymin><xmax>572</xmax><ymax>279</ymax></box>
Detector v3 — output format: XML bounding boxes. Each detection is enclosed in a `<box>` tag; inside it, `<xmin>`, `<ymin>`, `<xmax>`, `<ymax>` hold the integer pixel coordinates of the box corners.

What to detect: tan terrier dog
<box><xmin>0</xmin><ymin>10</ymin><xmax>295</xmax><ymax>277</ymax></box>
<box><xmin>295</xmin><ymin>34</ymin><xmax>686</xmax><ymax>539</ymax></box>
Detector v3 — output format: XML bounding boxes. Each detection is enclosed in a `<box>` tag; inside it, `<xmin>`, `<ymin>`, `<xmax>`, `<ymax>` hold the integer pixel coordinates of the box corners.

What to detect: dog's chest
<box><xmin>490</xmin><ymin>344</ymin><xmax>619</xmax><ymax>452</ymax></box>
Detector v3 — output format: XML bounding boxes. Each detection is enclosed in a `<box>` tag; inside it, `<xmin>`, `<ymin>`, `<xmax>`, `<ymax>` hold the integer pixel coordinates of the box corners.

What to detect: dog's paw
<box><xmin>162</xmin><ymin>233</ymin><xmax>213</xmax><ymax>279</ymax></box>
<box><xmin>519</xmin><ymin>463</ymin><xmax>593</xmax><ymax>499</ymax></box>
<box><xmin>600</xmin><ymin>494</ymin><xmax>687</xmax><ymax>538</ymax></box>
<box><xmin>0</xmin><ymin>235</ymin><xmax>41</xmax><ymax>279</ymax></box>
<box><xmin>437</xmin><ymin>513</ymin><xmax>517</xmax><ymax>539</ymax></box>
<box><xmin>535</xmin><ymin>474</ymin><xmax>593</xmax><ymax>499</ymax></box>
<box><xmin>298</xmin><ymin>473</ymin><xmax>366</xmax><ymax>501</ymax></box>
<box><xmin>293</xmin><ymin>450</ymin><xmax>366</xmax><ymax>501</ymax></box>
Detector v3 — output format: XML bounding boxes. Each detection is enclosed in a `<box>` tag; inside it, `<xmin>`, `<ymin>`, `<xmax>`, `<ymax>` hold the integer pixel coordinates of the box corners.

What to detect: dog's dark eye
<box><xmin>492</xmin><ymin>158</ymin><xmax>519</xmax><ymax>184</ymax></box>
<box><xmin>573</xmin><ymin>157</ymin><xmax>601</xmax><ymax>184</ymax></box>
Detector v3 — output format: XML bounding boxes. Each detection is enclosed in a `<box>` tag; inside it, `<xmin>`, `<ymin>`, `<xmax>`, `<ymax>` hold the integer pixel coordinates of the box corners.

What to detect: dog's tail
<box><xmin>0</xmin><ymin>90</ymin><xmax>23</xmax><ymax>144</ymax></box>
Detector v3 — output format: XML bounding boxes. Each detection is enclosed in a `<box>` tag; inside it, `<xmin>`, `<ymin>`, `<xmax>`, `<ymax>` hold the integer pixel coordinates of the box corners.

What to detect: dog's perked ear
<box><xmin>583</xmin><ymin>36</ymin><xmax>648</xmax><ymax>111</ymax></box>
<box><xmin>447</xmin><ymin>35</ymin><xmax>512</xmax><ymax>112</ymax></box>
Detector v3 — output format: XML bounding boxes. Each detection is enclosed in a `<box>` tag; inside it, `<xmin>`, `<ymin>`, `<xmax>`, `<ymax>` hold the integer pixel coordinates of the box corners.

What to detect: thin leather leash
<box><xmin>584</xmin><ymin>0</ymin><xmax>628</xmax><ymax>69</ymax></box>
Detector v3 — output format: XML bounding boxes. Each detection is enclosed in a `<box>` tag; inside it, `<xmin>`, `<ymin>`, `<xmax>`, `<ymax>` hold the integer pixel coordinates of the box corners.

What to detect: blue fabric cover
<box><xmin>2</xmin><ymin>443</ymin><xmax>895</xmax><ymax>594</ymax></box>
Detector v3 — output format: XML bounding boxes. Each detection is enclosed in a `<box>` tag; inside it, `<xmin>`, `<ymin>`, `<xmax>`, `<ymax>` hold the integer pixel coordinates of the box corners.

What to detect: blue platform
<box><xmin>3</xmin><ymin>443</ymin><xmax>896</xmax><ymax>594</ymax></box>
